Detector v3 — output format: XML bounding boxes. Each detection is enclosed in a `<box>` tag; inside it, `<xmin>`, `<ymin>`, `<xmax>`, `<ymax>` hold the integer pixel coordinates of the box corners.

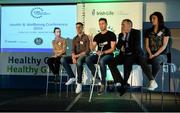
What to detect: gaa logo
<box><xmin>34</xmin><ymin>37</ymin><xmax>43</xmax><ymax>45</ymax></box>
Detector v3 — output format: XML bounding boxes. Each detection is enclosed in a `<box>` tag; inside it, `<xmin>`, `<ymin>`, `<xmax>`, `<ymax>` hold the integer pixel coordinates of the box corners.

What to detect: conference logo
<box><xmin>92</xmin><ymin>9</ymin><xmax>114</xmax><ymax>16</ymax></box>
<box><xmin>34</xmin><ymin>37</ymin><xmax>43</xmax><ymax>45</ymax></box>
<box><xmin>31</xmin><ymin>7</ymin><xmax>50</xmax><ymax>18</ymax></box>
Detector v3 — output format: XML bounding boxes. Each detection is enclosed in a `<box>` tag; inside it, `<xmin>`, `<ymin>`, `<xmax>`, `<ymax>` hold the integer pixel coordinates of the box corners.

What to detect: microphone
<box><xmin>99</xmin><ymin>41</ymin><xmax>108</xmax><ymax>47</ymax></box>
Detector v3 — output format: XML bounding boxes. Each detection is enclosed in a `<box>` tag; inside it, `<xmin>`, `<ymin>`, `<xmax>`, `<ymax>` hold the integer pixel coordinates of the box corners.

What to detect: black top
<box><xmin>145</xmin><ymin>26</ymin><xmax>171</xmax><ymax>54</ymax></box>
<box><xmin>93</xmin><ymin>31</ymin><xmax>116</xmax><ymax>52</ymax></box>
<box><xmin>117</xmin><ymin>29</ymin><xmax>144</xmax><ymax>56</ymax></box>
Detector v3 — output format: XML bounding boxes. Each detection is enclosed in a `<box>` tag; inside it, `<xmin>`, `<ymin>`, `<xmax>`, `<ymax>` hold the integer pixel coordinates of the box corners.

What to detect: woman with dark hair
<box><xmin>145</xmin><ymin>12</ymin><xmax>171</xmax><ymax>90</ymax></box>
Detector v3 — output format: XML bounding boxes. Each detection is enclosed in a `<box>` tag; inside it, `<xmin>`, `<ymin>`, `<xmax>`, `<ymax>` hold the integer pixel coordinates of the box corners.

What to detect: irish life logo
<box><xmin>92</xmin><ymin>9</ymin><xmax>114</xmax><ymax>16</ymax></box>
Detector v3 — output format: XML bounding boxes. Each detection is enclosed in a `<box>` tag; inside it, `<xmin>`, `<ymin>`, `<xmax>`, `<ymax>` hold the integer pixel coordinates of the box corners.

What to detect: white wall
<box><xmin>1</xmin><ymin>0</ymin><xmax>180</xmax><ymax>22</ymax></box>
<box><xmin>144</xmin><ymin>1</ymin><xmax>180</xmax><ymax>22</ymax></box>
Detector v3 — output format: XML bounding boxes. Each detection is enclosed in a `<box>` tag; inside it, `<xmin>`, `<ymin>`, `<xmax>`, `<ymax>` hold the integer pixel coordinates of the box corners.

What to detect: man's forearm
<box><xmin>103</xmin><ymin>48</ymin><xmax>115</xmax><ymax>54</ymax></box>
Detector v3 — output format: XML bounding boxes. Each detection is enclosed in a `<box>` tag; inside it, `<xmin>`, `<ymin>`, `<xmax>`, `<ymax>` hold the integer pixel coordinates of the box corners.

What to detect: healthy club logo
<box><xmin>31</xmin><ymin>7</ymin><xmax>50</xmax><ymax>18</ymax></box>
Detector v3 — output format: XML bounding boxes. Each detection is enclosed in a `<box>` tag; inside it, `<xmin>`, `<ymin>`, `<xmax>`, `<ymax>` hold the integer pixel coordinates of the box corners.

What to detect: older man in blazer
<box><xmin>108</xmin><ymin>19</ymin><xmax>157</xmax><ymax>96</ymax></box>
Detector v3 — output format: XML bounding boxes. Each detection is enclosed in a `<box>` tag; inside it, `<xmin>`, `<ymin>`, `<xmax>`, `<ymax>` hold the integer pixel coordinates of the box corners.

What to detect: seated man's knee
<box><xmin>60</xmin><ymin>57</ymin><xmax>67</xmax><ymax>64</ymax></box>
<box><xmin>85</xmin><ymin>56</ymin><xmax>92</xmax><ymax>64</ymax></box>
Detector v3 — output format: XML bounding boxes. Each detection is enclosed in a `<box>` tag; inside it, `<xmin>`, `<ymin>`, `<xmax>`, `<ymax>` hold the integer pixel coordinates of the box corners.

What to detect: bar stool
<box><xmin>162</xmin><ymin>63</ymin><xmax>177</xmax><ymax>102</ymax></box>
<box><xmin>46</xmin><ymin>65</ymin><xmax>69</xmax><ymax>96</ymax></box>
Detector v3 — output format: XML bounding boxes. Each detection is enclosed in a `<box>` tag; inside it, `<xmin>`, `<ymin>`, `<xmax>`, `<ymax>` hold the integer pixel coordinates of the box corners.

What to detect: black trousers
<box><xmin>47</xmin><ymin>56</ymin><xmax>61</xmax><ymax>75</ymax></box>
<box><xmin>108</xmin><ymin>53</ymin><xmax>154</xmax><ymax>85</ymax></box>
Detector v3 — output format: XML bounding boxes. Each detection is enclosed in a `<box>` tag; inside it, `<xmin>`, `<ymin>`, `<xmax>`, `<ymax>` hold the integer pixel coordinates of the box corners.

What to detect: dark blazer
<box><xmin>116</xmin><ymin>28</ymin><xmax>144</xmax><ymax>56</ymax></box>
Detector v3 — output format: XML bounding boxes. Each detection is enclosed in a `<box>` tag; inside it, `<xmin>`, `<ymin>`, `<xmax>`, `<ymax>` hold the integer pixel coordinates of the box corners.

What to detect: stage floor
<box><xmin>0</xmin><ymin>89</ymin><xmax>179</xmax><ymax>112</ymax></box>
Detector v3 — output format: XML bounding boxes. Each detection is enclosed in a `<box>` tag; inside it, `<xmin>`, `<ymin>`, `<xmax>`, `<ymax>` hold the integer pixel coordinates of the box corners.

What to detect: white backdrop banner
<box><xmin>77</xmin><ymin>2</ymin><xmax>143</xmax><ymax>37</ymax></box>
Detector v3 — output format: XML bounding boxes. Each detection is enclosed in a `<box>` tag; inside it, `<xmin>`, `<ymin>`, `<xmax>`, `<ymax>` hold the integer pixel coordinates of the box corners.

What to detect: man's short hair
<box><xmin>53</xmin><ymin>27</ymin><xmax>60</xmax><ymax>33</ymax></box>
<box><xmin>76</xmin><ymin>22</ymin><xmax>84</xmax><ymax>27</ymax></box>
<box><xmin>99</xmin><ymin>18</ymin><xmax>107</xmax><ymax>24</ymax></box>
<box><xmin>122</xmin><ymin>19</ymin><xmax>133</xmax><ymax>27</ymax></box>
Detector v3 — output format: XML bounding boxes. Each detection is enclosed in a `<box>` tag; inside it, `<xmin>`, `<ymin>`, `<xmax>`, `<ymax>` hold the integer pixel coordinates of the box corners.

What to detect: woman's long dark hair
<box><xmin>149</xmin><ymin>12</ymin><xmax>165</xmax><ymax>30</ymax></box>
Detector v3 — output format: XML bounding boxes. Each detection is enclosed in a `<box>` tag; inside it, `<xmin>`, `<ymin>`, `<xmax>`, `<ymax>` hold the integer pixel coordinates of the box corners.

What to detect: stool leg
<box><xmin>172</xmin><ymin>72</ymin><xmax>177</xmax><ymax>104</ymax></box>
<box><xmin>66</xmin><ymin>76</ymin><xmax>69</xmax><ymax>97</ymax></box>
<box><xmin>54</xmin><ymin>82</ymin><xmax>57</xmax><ymax>93</ymax></box>
<box><xmin>146</xmin><ymin>90</ymin><xmax>148</xmax><ymax>100</ymax></box>
<box><xmin>54</xmin><ymin>75</ymin><xmax>57</xmax><ymax>93</ymax></box>
<box><xmin>59</xmin><ymin>67</ymin><xmax>63</xmax><ymax>96</ymax></box>
<box><xmin>46</xmin><ymin>67</ymin><xmax>49</xmax><ymax>96</ymax></box>
<box><xmin>130</xmin><ymin>77</ymin><xmax>132</xmax><ymax>99</ymax></box>
<box><xmin>114</xmin><ymin>84</ymin><xmax>117</xmax><ymax>95</ymax></box>
<box><xmin>130</xmin><ymin>70</ymin><xmax>133</xmax><ymax>100</ymax></box>
<box><xmin>71</xmin><ymin>83</ymin><xmax>73</xmax><ymax>97</ymax></box>
<box><xmin>89</xmin><ymin>85</ymin><xmax>92</xmax><ymax>94</ymax></box>
<box><xmin>162</xmin><ymin>70</ymin><xmax>164</xmax><ymax>102</ymax></box>
<box><xmin>105</xmin><ymin>80</ymin><xmax>108</xmax><ymax>93</ymax></box>
<box><xmin>141</xmin><ymin>86</ymin><xmax>143</xmax><ymax>106</ymax></box>
<box><xmin>161</xmin><ymin>67</ymin><xmax>165</xmax><ymax>111</ymax></box>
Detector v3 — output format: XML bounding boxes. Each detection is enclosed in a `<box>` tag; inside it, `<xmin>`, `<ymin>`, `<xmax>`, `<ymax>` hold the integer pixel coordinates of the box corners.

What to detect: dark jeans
<box><xmin>47</xmin><ymin>56</ymin><xmax>61</xmax><ymax>75</ymax></box>
<box><xmin>108</xmin><ymin>53</ymin><xmax>154</xmax><ymax>85</ymax></box>
<box><xmin>61</xmin><ymin>55</ymin><xmax>87</xmax><ymax>83</ymax></box>
<box><xmin>148</xmin><ymin>54</ymin><xmax>167</xmax><ymax>78</ymax></box>
<box><xmin>86</xmin><ymin>54</ymin><xmax>114</xmax><ymax>85</ymax></box>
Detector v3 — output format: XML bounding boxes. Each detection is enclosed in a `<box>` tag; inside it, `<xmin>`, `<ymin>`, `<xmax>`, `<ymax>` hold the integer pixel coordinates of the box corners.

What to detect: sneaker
<box><xmin>97</xmin><ymin>84</ymin><xmax>105</xmax><ymax>96</ymax></box>
<box><xmin>65</xmin><ymin>78</ymin><xmax>76</xmax><ymax>85</ymax></box>
<box><xmin>115</xmin><ymin>83</ymin><xmax>121</xmax><ymax>87</ymax></box>
<box><xmin>75</xmin><ymin>83</ymin><xmax>82</xmax><ymax>94</ymax></box>
<box><xmin>94</xmin><ymin>78</ymin><xmax>101</xmax><ymax>85</ymax></box>
<box><xmin>147</xmin><ymin>80</ymin><xmax>158</xmax><ymax>91</ymax></box>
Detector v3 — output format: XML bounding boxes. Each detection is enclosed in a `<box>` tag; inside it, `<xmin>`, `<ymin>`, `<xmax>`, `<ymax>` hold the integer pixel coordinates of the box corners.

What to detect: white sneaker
<box><xmin>95</xmin><ymin>79</ymin><xmax>101</xmax><ymax>85</ymax></box>
<box><xmin>115</xmin><ymin>83</ymin><xmax>121</xmax><ymax>87</ymax></box>
<box><xmin>147</xmin><ymin>80</ymin><xmax>158</xmax><ymax>91</ymax></box>
<box><xmin>75</xmin><ymin>83</ymin><xmax>82</xmax><ymax>94</ymax></box>
<box><xmin>65</xmin><ymin>78</ymin><xmax>76</xmax><ymax>85</ymax></box>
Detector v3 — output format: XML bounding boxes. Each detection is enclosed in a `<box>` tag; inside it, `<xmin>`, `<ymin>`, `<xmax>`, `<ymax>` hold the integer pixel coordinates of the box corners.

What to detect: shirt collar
<box><xmin>76</xmin><ymin>33</ymin><xmax>85</xmax><ymax>39</ymax></box>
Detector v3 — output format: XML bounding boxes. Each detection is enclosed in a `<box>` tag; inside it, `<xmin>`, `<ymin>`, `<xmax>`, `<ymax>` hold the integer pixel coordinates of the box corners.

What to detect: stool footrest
<box><xmin>48</xmin><ymin>81</ymin><xmax>61</xmax><ymax>84</ymax></box>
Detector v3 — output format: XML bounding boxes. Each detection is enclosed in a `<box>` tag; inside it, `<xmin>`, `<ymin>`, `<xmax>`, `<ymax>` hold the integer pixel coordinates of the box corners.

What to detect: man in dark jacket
<box><xmin>108</xmin><ymin>19</ymin><xmax>156</xmax><ymax>96</ymax></box>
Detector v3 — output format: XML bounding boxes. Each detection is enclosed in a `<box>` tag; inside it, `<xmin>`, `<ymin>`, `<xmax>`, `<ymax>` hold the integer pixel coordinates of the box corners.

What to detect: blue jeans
<box><xmin>61</xmin><ymin>55</ymin><xmax>87</xmax><ymax>83</ymax></box>
<box><xmin>86</xmin><ymin>54</ymin><xmax>114</xmax><ymax>85</ymax></box>
<box><xmin>148</xmin><ymin>54</ymin><xmax>167</xmax><ymax>78</ymax></box>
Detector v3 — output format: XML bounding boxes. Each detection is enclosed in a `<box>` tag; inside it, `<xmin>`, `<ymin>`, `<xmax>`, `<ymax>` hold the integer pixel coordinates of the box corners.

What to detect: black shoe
<box><xmin>53</xmin><ymin>75</ymin><xmax>60</xmax><ymax>82</ymax></box>
<box><xmin>116</xmin><ymin>86</ymin><xmax>121</xmax><ymax>93</ymax></box>
<box><xmin>97</xmin><ymin>84</ymin><xmax>105</xmax><ymax>96</ymax></box>
<box><xmin>119</xmin><ymin>83</ymin><xmax>130</xmax><ymax>96</ymax></box>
